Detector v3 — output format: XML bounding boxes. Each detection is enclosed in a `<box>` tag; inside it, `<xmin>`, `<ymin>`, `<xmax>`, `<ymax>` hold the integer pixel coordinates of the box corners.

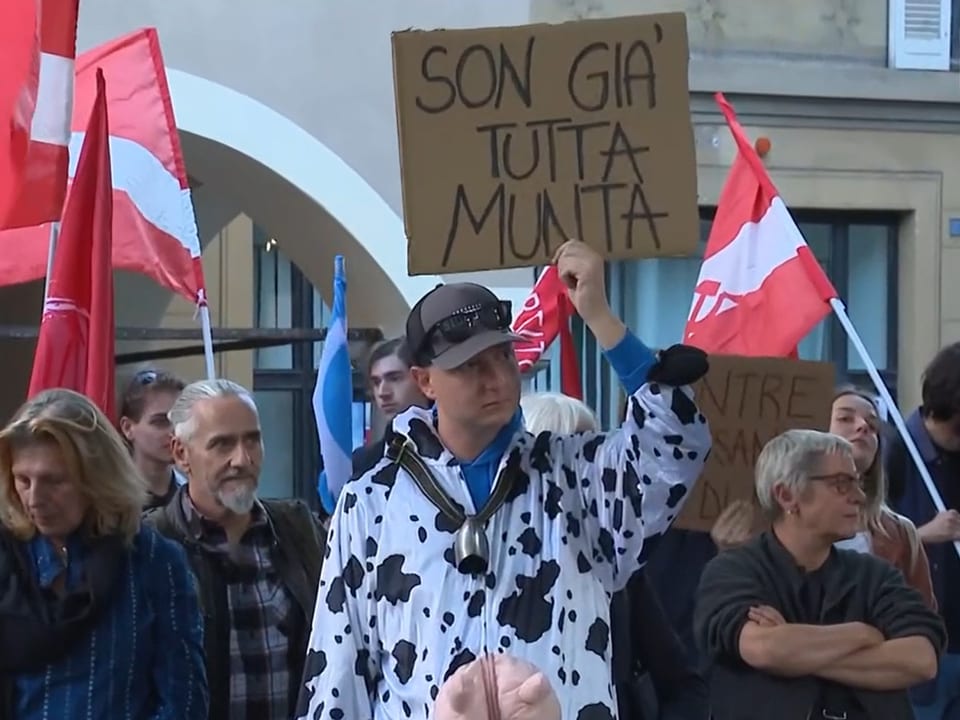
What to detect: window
<box><xmin>252</xmin><ymin>227</ymin><xmax>373</xmax><ymax>505</ymax></box>
<box><xmin>888</xmin><ymin>0</ymin><xmax>953</xmax><ymax>70</ymax></box>
<box><xmin>528</xmin><ymin>211</ymin><xmax>899</xmax><ymax>430</ymax></box>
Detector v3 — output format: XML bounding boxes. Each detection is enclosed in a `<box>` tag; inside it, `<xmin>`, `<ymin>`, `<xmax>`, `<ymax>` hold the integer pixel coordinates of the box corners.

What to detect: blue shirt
<box><xmin>14</xmin><ymin>526</ymin><xmax>208</xmax><ymax>720</ymax></box>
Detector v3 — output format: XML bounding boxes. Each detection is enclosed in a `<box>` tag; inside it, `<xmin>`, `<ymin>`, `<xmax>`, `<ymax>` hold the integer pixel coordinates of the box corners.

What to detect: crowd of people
<box><xmin>0</xmin><ymin>240</ymin><xmax>958</xmax><ymax>719</ymax></box>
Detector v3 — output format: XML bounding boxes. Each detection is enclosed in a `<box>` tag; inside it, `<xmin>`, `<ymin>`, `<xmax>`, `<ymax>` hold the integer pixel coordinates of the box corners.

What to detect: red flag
<box><xmin>0</xmin><ymin>0</ymin><xmax>78</xmax><ymax>229</ymax></box>
<box><xmin>512</xmin><ymin>266</ymin><xmax>583</xmax><ymax>400</ymax></box>
<box><xmin>0</xmin><ymin>28</ymin><xmax>207</xmax><ymax>304</ymax></box>
<box><xmin>683</xmin><ymin>93</ymin><xmax>838</xmax><ymax>356</ymax></box>
<box><xmin>28</xmin><ymin>69</ymin><xmax>115</xmax><ymax>419</ymax></box>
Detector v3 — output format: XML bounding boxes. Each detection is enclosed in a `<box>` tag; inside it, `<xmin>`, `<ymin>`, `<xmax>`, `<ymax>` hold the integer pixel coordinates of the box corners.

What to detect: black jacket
<box><xmin>144</xmin><ymin>489</ymin><xmax>326</xmax><ymax>720</ymax></box>
<box><xmin>695</xmin><ymin>531</ymin><xmax>946</xmax><ymax>720</ymax></box>
<box><xmin>612</xmin><ymin>572</ymin><xmax>710</xmax><ymax>720</ymax></box>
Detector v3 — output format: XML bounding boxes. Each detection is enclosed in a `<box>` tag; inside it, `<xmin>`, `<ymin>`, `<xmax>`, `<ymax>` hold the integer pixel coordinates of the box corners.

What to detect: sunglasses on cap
<box><xmin>133</xmin><ymin>370</ymin><xmax>158</xmax><ymax>385</ymax></box>
<box><xmin>425</xmin><ymin>301</ymin><xmax>512</xmax><ymax>347</ymax></box>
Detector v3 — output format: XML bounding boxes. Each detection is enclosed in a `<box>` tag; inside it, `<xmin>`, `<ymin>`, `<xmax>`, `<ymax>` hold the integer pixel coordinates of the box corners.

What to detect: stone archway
<box><xmin>165</xmin><ymin>67</ymin><xmax>446</xmax><ymax>334</ymax></box>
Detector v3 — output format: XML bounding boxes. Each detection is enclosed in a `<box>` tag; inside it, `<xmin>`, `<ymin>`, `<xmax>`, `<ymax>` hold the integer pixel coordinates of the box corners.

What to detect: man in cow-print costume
<box><xmin>296</xmin><ymin>241</ymin><xmax>712</xmax><ymax>720</ymax></box>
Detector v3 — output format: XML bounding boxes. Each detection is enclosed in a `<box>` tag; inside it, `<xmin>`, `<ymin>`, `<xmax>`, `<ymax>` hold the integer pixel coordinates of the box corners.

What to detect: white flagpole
<box><xmin>829</xmin><ymin>297</ymin><xmax>960</xmax><ymax>561</ymax></box>
<box><xmin>196</xmin><ymin>289</ymin><xmax>216</xmax><ymax>380</ymax></box>
<box><xmin>42</xmin><ymin>222</ymin><xmax>60</xmax><ymax>303</ymax></box>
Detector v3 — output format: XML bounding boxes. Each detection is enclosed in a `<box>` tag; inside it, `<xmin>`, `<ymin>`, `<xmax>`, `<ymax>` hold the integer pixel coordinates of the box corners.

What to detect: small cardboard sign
<box><xmin>674</xmin><ymin>355</ymin><xmax>835</xmax><ymax>533</ymax></box>
<box><xmin>391</xmin><ymin>12</ymin><xmax>699</xmax><ymax>275</ymax></box>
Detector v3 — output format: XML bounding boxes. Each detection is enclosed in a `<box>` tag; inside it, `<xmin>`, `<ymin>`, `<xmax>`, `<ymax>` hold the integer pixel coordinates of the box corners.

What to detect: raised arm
<box><xmin>556</xmin><ymin>328</ymin><xmax>711</xmax><ymax>592</ymax></box>
<box><xmin>694</xmin><ymin>549</ymin><xmax>879</xmax><ymax>677</ymax></box>
<box><xmin>815</xmin><ymin>560</ymin><xmax>945</xmax><ymax>690</ymax></box>
<box><xmin>549</xmin><ymin>243</ymin><xmax>711</xmax><ymax>593</ymax></box>
<box><xmin>148</xmin><ymin>532</ymin><xmax>209</xmax><ymax>720</ymax></box>
<box><xmin>295</xmin><ymin>487</ymin><xmax>381</xmax><ymax>720</ymax></box>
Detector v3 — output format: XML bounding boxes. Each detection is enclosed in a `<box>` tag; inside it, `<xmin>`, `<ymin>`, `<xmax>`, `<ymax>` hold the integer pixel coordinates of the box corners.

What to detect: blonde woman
<box><xmin>0</xmin><ymin>389</ymin><xmax>207</xmax><ymax>720</ymax></box>
<box><xmin>831</xmin><ymin>387</ymin><xmax>936</xmax><ymax>609</ymax></box>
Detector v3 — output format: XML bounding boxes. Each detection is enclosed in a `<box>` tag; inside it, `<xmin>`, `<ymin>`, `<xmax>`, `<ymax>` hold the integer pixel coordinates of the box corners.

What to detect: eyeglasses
<box><xmin>808</xmin><ymin>473</ymin><xmax>865</xmax><ymax>496</ymax></box>
<box><xmin>425</xmin><ymin>301</ymin><xmax>512</xmax><ymax>347</ymax></box>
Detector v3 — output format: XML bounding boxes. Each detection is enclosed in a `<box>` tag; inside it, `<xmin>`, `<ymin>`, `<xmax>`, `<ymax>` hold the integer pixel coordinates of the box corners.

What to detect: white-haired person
<box><xmin>520</xmin><ymin>391</ymin><xmax>709</xmax><ymax>720</ymax></box>
<box><xmin>0</xmin><ymin>388</ymin><xmax>207</xmax><ymax>720</ymax></box>
<box><xmin>145</xmin><ymin>378</ymin><xmax>326</xmax><ymax>720</ymax></box>
<box><xmin>696</xmin><ymin>428</ymin><xmax>945</xmax><ymax>720</ymax></box>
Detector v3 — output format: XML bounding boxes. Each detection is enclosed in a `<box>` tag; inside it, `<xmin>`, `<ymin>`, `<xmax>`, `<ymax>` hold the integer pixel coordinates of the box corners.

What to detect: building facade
<box><xmin>0</xmin><ymin>0</ymin><xmax>957</xmax><ymax>500</ymax></box>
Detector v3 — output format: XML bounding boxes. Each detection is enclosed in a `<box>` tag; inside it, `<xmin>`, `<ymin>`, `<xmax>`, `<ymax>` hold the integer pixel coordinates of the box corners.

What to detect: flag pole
<box><xmin>829</xmin><ymin>297</ymin><xmax>960</xmax><ymax>561</ymax></box>
<box><xmin>196</xmin><ymin>289</ymin><xmax>216</xmax><ymax>380</ymax></box>
<box><xmin>42</xmin><ymin>222</ymin><xmax>60</xmax><ymax>303</ymax></box>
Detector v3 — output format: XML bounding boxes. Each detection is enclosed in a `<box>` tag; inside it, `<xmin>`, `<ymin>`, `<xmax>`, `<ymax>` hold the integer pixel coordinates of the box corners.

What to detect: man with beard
<box><xmin>145</xmin><ymin>378</ymin><xmax>326</xmax><ymax>720</ymax></box>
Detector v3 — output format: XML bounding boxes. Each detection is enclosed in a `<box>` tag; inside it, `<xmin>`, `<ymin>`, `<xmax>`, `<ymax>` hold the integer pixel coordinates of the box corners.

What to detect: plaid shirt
<box><xmin>182</xmin><ymin>493</ymin><xmax>296</xmax><ymax>720</ymax></box>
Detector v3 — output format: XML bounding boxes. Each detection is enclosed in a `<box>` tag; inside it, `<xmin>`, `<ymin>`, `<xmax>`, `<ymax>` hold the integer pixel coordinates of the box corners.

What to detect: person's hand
<box><xmin>710</xmin><ymin>500</ymin><xmax>756</xmax><ymax>551</ymax></box>
<box><xmin>748</xmin><ymin>605</ymin><xmax>785</xmax><ymax>627</ymax></box>
<box><xmin>552</xmin><ymin>240</ymin><xmax>609</xmax><ymax>324</ymax></box>
<box><xmin>919</xmin><ymin>510</ymin><xmax>960</xmax><ymax>544</ymax></box>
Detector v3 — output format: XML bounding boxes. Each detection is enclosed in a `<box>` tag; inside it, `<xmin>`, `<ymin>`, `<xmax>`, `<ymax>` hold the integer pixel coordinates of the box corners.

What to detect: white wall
<box><xmin>77</xmin><ymin>0</ymin><xmax>543</xmax><ymax>318</ymax></box>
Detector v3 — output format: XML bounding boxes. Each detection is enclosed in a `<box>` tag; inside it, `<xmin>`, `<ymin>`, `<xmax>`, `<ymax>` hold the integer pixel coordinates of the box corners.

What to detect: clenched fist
<box><xmin>551</xmin><ymin>240</ymin><xmax>625</xmax><ymax>350</ymax></box>
<box><xmin>552</xmin><ymin>240</ymin><xmax>608</xmax><ymax>324</ymax></box>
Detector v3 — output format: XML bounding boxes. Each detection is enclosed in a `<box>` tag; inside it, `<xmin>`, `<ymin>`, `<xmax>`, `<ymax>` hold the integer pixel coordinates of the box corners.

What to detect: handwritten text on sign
<box><xmin>674</xmin><ymin>355</ymin><xmax>835</xmax><ymax>533</ymax></box>
<box><xmin>391</xmin><ymin>13</ymin><xmax>699</xmax><ymax>275</ymax></box>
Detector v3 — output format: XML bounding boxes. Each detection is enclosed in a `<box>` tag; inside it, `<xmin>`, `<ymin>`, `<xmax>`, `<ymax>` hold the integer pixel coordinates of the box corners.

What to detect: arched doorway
<box><xmin>166</xmin><ymin>67</ymin><xmax>446</xmax><ymax>334</ymax></box>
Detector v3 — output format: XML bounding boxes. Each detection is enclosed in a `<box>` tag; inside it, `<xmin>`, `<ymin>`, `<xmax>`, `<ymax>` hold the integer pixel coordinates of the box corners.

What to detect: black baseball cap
<box><xmin>406</xmin><ymin>283</ymin><xmax>524</xmax><ymax>370</ymax></box>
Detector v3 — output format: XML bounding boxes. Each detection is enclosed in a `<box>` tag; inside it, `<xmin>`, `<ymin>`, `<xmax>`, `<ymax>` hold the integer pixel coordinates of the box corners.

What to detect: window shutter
<box><xmin>888</xmin><ymin>0</ymin><xmax>953</xmax><ymax>70</ymax></box>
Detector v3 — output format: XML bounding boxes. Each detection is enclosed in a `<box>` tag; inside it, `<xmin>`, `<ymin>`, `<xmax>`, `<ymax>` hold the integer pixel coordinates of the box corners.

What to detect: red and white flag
<box><xmin>512</xmin><ymin>266</ymin><xmax>583</xmax><ymax>400</ymax></box>
<box><xmin>29</xmin><ymin>69</ymin><xmax>116</xmax><ymax>419</ymax></box>
<box><xmin>0</xmin><ymin>27</ymin><xmax>207</xmax><ymax>304</ymax></box>
<box><xmin>0</xmin><ymin>0</ymin><xmax>78</xmax><ymax>229</ymax></box>
<box><xmin>683</xmin><ymin>93</ymin><xmax>837</xmax><ymax>357</ymax></box>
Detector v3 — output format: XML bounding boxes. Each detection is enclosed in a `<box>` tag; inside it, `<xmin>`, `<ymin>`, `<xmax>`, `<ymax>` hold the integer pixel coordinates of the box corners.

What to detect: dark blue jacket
<box><xmin>886</xmin><ymin>410</ymin><xmax>960</xmax><ymax>650</ymax></box>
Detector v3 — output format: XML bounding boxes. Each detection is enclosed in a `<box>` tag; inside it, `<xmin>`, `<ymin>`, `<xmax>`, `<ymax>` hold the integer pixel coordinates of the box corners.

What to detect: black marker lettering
<box><xmin>623</xmin><ymin>39</ymin><xmax>657</xmax><ymax>110</ymax></box>
<box><xmin>542</xmin><ymin>191</ymin><xmax>575</xmax><ymax>254</ymax></box>
<box><xmin>431</xmin><ymin>20</ymin><xmax>673</xmax><ymax>268</ymax></box>
<box><xmin>507</xmin><ymin>192</ymin><xmax>542</xmax><ymax>261</ymax></box>
<box><xmin>476</xmin><ymin>122</ymin><xmax>517</xmax><ymax>179</ymax></box>
<box><xmin>579</xmin><ymin>182</ymin><xmax>622</xmax><ymax>253</ymax></box>
<box><xmin>567</xmin><ymin>42</ymin><xmax>610</xmax><ymax>112</ymax></box>
<box><xmin>623</xmin><ymin>182</ymin><xmax>668</xmax><ymax>251</ymax></box>
<box><xmin>526</xmin><ymin>117</ymin><xmax>571</xmax><ymax>183</ymax></box>
<box><xmin>415</xmin><ymin>46</ymin><xmax>456</xmax><ymax>114</ymax></box>
<box><xmin>495</xmin><ymin>37</ymin><xmax>535</xmax><ymax>109</ymax></box>
<box><xmin>599</xmin><ymin>121</ymin><xmax>649</xmax><ymax>183</ymax></box>
<box><xmin>502</xmin><ymin>128</ymin><xmax>540</xmax><ymax>181</ymax></box>
<box><xmin>555</xmin><ymin>120</ymin><xmax>609</xmax><ymax>181</ymax></box>
<box><xmin>456</xmin><ymin>44</ymin><xmax>497</xmax><ymax>109</ymax></box>
<box><xmin>443</xmin><ymin>184</ymin><xmax>505</xmax><ymax>267</ymax></box>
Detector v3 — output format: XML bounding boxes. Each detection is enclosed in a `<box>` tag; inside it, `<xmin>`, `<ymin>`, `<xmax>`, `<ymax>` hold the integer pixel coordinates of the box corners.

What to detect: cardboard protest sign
<box><xmin>674</xmin><ymin>355</ymin><xmax>835</xmax><ymax>533</ymax></box>
<box><xmin>391</xmin><ymin>13</ymin><xmax>699</xmax><ymax>275</ymax></box>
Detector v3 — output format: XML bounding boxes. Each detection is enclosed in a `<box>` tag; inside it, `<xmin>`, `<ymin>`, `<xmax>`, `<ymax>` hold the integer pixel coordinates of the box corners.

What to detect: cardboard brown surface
<box><xmin>391</xmin><ymin>13</ymin><xmax>699</xmax><ymax>275</ymax></box>
<box><xmin>674</xmin><ymin>355</ymin><xmax>835</xmax><ymax>533</ymax></box>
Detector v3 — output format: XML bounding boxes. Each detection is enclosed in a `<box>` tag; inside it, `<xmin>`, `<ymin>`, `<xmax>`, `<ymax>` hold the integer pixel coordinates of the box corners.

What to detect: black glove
<box><xmin>647</xmin><ymin>345</ymin><xmax>709</xmax><ymax>386</ymax></box>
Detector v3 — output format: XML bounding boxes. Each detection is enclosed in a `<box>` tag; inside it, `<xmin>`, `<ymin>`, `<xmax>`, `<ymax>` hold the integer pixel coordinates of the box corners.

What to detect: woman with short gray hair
<box><xmin>752</xmin><ymin>428</ymin><xmax>856</xmax><ymax>522</ymax></box>
<box><xmin>695</xmin><ymin>428</ymin><xmax>945</xmax><ymax>720</ymax></box>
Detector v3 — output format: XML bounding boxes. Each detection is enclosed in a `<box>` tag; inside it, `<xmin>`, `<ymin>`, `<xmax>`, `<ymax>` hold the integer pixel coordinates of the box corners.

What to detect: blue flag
<box><xmin>314</xmin><ymin>255</ymin><xmax>353</xmax><ymax>513</ymax></box>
